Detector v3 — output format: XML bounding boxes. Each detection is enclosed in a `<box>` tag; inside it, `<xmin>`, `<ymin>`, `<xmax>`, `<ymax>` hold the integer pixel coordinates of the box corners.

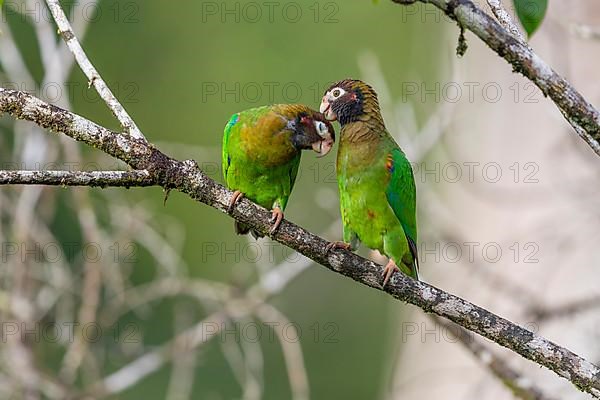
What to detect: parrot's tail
<box><xmin>235</xmin><ymin>221</ymin><xmax>250</xmax><ymax>235</ymax></box>
<box><xmin>234</xmin><ymin>221</ymin><xmax>263</xmax><ymax>239</ymax></box>
<box><xmin>412</xmin><ymin>263</ymin><xmax>419</xmax><ymax>280</ymax></box>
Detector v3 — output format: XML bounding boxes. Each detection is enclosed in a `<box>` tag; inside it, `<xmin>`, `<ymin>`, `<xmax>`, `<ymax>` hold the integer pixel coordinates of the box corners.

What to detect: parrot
<box><xmin>319</xmin><ymin>79</ymin><xmax>418</xmax><ymax>286</ymax></box>
<box><xmin>222</xmin><ymin>104</ymin><xmax>335</xmax><ymax>237</ymax></box>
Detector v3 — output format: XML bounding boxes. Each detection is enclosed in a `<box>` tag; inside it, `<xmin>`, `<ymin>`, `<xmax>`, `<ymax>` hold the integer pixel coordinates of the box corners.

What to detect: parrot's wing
<box><xmin>288</xmin><ymin>155</ymin><xmax>300</xmax><ymax>194</ymax></box>
<box><xmin>222</xmin><ymin>113</ymin><xmax>239</xmax><ymax>180</ymax></box>
<box><xmin>276</xmin><ymin>153</ymin><xmax>302</xmax><ymax>211</ymax></box>
<box><xmin>385</xmin><ymin>148</ymin><xmax>418</xmax><ymax>270</ymax></box>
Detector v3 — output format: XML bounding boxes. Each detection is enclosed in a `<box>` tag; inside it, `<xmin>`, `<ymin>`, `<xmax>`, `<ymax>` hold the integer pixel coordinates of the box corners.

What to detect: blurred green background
<box><xmin>2</xmin><ymin>0</ymin><xmax>445</xmax><ymax>398</ymax></box>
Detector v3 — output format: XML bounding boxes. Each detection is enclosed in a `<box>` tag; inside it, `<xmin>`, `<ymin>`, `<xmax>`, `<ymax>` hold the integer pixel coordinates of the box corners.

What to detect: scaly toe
<box><xmin>326</xmin><ymin>241</ymin><xmax>351</xmax><ymax>253</ymax></box>
<box><xmin>228</xmin><ymin>191</ymin><xmax>244</xmax><ymax>214</ymax></box>
<box><xmin>269</xmin><ymin>208</ymin><xmax>284</xmax><ymax>235</ymax></box>
<box><xmin>382</xmin><ymin>261</ymin><xmax>397</xmax><ymax>287</ymax></box>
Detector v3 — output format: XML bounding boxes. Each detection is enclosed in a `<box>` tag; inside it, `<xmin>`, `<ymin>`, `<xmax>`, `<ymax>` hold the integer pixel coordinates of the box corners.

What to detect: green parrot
<box><xmin>319</xmin><ymin>79</ymin><xmax>418</xmax><ymax>285</ymax></box>
<box><xmin>222</xmin><ymin>104</ymin><xmax>335</xmax><ymax>237</ymax></box>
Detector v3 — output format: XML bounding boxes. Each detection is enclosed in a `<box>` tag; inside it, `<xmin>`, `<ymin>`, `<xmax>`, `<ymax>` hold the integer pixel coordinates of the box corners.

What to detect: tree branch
<box><xmin>0</xmin><ymin>170</ymin><xmax>155</xmax><ymax>187</ymax></box>
<box><xmin>486</xmin><ymin>0</ymin><xmax>525</xmax><ymax>42</ymax></box>
<box><xmin>2</xmin><ymin>87</ymin><xmax>599</xmax><ymax>397</ymax></box>
<box><xmin>392</xmin><ymin>0</ymin><xmax>600</xmax><ymax>156</ymax></box>
<box><xmin>43</xmin><ymin>0</ymin><xmax>146</xmax><ymax>141</ymax></box>
<box><xmin>93</xmin><ymin>252</ymin><xmax>315</xmax><ymax>395</ymax></box>
<box><xmin>432</xmin><ymin>316</ymin><xmax>557</xmax><ymax>400</ymax></box>
<box><xmin>528</xmin><ymin>295</ymin><xmax>600</xmax><ymax>323</ymax></box>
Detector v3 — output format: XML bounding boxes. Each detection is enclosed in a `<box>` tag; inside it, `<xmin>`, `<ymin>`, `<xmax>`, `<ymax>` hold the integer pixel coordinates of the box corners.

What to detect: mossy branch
<box><xmin>391</xmin><ymin>0</ymin><xmax>600</xmax><ymax>156</ymax></box>
<box><xmin>0</xmin><ymin>170</ymin><xmax>155</xmax><ymax>187</ymax></box>
<box><xmin>1</xmin><ymin>87</ymin><xmax>599</xmax><ymax>398</ymax></box>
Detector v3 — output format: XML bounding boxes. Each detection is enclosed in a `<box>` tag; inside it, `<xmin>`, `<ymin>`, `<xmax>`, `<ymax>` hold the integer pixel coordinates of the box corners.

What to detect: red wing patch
<box><xmin>385</xmin><ymin>154</ymin><xmax>394</xmax><ymax>173</ymax></box>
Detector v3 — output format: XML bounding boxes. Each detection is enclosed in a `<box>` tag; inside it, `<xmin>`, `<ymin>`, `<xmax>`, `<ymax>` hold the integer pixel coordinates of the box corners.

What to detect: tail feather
<box><xmin>234</xmin><ymin>221</ymin><xmax>263</xmax><ymax>239</ymax></box>
<box><xmin>407</xmin><ymin>236</ymin><xmax>419</xmax><ymax>280</ymax></box>
<box><xmin>234</xmin><ymin>221</ymin><xmax>250</xmax><ymax>235</ymax></box>
<box><xmin>399</xmin><ymin>260</ymin><xmax>419</xmax><ymax>281</ymax></box>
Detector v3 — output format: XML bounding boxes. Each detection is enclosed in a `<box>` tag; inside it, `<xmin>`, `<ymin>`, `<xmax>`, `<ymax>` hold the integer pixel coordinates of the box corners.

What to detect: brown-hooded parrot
<box><xmin>320</xmin><ymin>79</ymin><xmax>418</xmax><ymax>286</ymax></box>
<box><xmin>222</xmin><ymin>104</ymin><xmax>335</xmax><ymax>237</ymax></box>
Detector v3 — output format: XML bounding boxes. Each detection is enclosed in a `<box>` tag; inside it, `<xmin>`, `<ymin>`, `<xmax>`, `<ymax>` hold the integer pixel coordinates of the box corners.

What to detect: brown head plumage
<box><xmin>320</xmin><ymin>79</ymin><xmax>384</xmax><ymax>127</ymax></box>
<box><xmin>273</xmin><ymin>104</ymin><xmax>335</xmax><ymax>157</ymax></box>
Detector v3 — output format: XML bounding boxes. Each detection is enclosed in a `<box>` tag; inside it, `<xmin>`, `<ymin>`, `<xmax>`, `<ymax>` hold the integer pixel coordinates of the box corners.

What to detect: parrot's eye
<box><xmin>331</xmin><ymin>88</ymin><xmax>345</xmax><ymax>98</ymax></box>
<box><xmin>315</xmin><ymin>121</ymin><xmax>328</xmax><ymax>137</ymax></box>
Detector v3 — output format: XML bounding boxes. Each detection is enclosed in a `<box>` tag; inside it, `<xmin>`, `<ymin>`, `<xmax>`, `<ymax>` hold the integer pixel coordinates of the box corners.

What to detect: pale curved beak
<box><xmin>312</xmin><ymin>135</ymin><xmax>334</xmax><ymax>158</ymax></box>
<box><xmin>319</xmin><ymin>98</ymin><xmax>329</xmax><ymax>114</ymax></box>
<box><xmin>320</xmin><ymin>98</ymin><xmax>336</xmax><ymax>121</ymax></box>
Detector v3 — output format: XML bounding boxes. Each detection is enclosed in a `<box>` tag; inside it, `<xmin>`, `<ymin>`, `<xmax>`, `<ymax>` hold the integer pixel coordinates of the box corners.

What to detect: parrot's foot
<box><xmin>325</xmin><ymin>241</ymin><xmax>352</xmax><ymax>253</ymax></box>
<box><xmin>228</xmin><ymin>190</ymin><xmax>244</xmax><ymax>213</ymax></box>
<box><xmin>382</xmin><ymin>259</ymin><xmax>398</xmax><ymax>287</ymax></box>
<box><xmin>269</xmin><ymin>207</ymin><xmax>284</xmax><ymax>235</ymax></box>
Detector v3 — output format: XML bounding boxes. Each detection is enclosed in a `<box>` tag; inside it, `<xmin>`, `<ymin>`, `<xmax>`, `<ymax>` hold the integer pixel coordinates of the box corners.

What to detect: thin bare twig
<box><xmin>486</xmin><ymin>0</ymin><xmax>526</xmax><ymax>41</ymax></box>
<box><xmin>93</xmin><ymin>251</ymin><xmax>316</xmax><ymax>395</ymax></box>
<box><xmin>432</xmin><ymin>316</ymin><xmax>557</xmax><ymax>400</ymax></box>
<box><xmin>44</xmin><ymin>0</ymin><xmax>146</xmax><ymax>140</ymax></box>
<box><xmin>0</xmin><ymin>170</ymin><xmax>155</xmax><ymax>187</ymax></box>
<box><xmin>529</xmin><ymin>295</ymin><xmax>600</xmax><ymax>323</ymax></box>
<box><xmin>166</xmin><ymin>304</ymin><xmax>199</xmax><ymax>400</ymax></box>
<box><xmin>94</xmin><ymin>311</ymin><xmax>229</xmax><ymax>395</ymax></box>
<box><xmin>218</xmin><ymin>316</ymin><xmax>263</xmax><ymax>400</ymax></box>
<box><xmin>391</xmin><ymin>0</ymin><xmax>600</xmax><ymax>156</ymax></box>
<box><xmin>2</xmin><ymin>88</ymin><xmax>600</xmax><ymax>398</ymax></box>
<box><xmin>568</xmin><ymin>23</ymin><xmax>600</xmax><ymax>41</ymax></box>
<box><xmin>255</xmin><ymin>304</ymin><xmax>309</xmax><ymax>400</ymax></box>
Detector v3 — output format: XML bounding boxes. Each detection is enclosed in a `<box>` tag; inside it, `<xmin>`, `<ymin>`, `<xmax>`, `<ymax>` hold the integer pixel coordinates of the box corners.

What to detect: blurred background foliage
<box><xmin>1</xmin><ymin>0</ymin><xmax>446</xmax><ymax>399</ymax></box>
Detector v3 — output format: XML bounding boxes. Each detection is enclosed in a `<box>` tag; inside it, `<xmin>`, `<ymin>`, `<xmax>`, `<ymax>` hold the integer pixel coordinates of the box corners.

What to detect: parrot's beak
<box><xmin>320</xmin><ymin>98</ymin><xmax>336</xmax><ymax>121</ymax></box>
<box><xmin>312</xmin><ymin>136</ymin><xmax>334</xmax><ymax>158</ymax></box>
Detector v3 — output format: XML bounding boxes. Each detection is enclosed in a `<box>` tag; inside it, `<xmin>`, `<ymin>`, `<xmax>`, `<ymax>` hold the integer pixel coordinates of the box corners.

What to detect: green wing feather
<box><xmin>282</xmin><ymin>153</ymin><xmax>301</xmax><ymax>210</ymax></box>
<box><xmin>385</xmin><ymin>148</ymin><xmax>418</xmax><ymax>269</ymax></box>
<box><xmin>221</xmin><ymin>106</ymin><xmax>308</xmax><ymax>237</ymax></box>
<box><xmin>222</xmin><ymin>112</ymin><xmax>239</xmax><ymax>181</ymax></box>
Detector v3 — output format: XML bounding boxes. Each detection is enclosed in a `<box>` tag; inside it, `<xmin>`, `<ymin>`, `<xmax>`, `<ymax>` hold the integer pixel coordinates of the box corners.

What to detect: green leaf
<box><xmin>513</xmin><ymin>0</ymin><xmax>548</xmax><ymax>37</ymax></box>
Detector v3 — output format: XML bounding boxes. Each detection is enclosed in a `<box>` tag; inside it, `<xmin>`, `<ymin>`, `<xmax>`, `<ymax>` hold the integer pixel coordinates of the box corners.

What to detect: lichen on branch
<box><xmin>1</xmin><ymin>87</ymin><xmax>599</xmax><ymax>398</ymax></box>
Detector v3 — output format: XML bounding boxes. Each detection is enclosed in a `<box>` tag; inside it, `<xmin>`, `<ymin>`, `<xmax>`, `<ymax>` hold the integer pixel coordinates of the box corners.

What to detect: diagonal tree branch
<box><xmin>486</xmin><ymin>0</ymin><xmax>525</xmax><ymax>42</ymax></box>
<box><xmin>0</xmin><ymin>170</ymin><xmax>156</xmax><ymax>187</ymax></box>
<box><xmin>528</xmin><ymin>295</ymin><xmax>600</xmax><ymax>323</ymax></box>
<box><xmin>1</xmin><ymin>87</ymin><xmax>599</xmax><ymax>398</ymax></box>
<box><xmin>392</xmin><ymin>0</ymin><xmax>600</xmax><ymax>156</ymax></box>
<box><xmin>431</xmin><ymin>315</ymin><xmax>557</xmax><ymax>400</ymax></box>
<box><xmin>93</xmin><ymin>252</ymin><xmax>315</xmax><ymax>395</ymax></box>
<box><xmin>43</xmin><ymin>0</ymin><xmax>146</xmax><ymax>141</ymax></box>
<box><xmin>95</xmin><ymin>310</ymin><xmax>229</xmax><ymax>396</ymax></box>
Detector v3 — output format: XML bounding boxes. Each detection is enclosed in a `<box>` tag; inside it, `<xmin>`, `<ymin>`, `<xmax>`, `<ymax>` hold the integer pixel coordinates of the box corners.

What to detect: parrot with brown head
<box><xmin>223</xmin><ymin>104</ymin><xmax>335</xmax><ymax>238</ymax></box>
<box><xmin>320</xmin><ymin>79</ymin><xmax>418</xmax><ymax>285</ymax></box>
